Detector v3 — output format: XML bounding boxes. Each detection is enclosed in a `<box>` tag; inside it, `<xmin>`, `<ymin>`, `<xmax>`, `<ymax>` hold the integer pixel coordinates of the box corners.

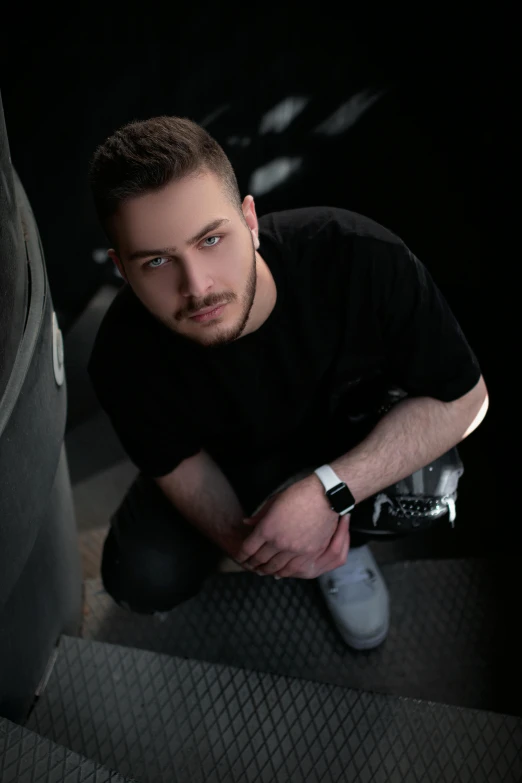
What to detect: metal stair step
<box><xmin>0</xmin><ymin>714</ymin><xmax>136</xmax><ymax>782</ymax></box>
<box><xmin>26</xmin><ymin>635</ymin><xmax>522</xmax><ymax>783</ymax></box>
<box><xmin>81</xmin><ymin>557</ymin><xmax>522</xmax><ymax>715</ymax></box>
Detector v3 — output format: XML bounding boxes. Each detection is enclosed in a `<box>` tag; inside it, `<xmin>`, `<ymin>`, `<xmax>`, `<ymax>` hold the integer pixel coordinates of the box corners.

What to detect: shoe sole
<box><xmin>338</xmin><ymin>619</ymin><xmax>390</xmax><ymax>651</ymax></box>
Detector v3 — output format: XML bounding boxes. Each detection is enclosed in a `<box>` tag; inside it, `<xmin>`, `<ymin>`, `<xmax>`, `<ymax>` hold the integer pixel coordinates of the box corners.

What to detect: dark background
<box><xmin>0</xmin><ymin>9</ymin><xmax>511</xmax><ymax>544</ymax></box>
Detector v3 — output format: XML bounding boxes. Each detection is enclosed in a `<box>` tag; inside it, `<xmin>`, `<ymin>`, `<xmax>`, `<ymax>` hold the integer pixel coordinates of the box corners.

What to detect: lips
<box><xmin>190</xmin><ymin>303</ymin><xmax>226</xmax><ymax>317</ymax></box>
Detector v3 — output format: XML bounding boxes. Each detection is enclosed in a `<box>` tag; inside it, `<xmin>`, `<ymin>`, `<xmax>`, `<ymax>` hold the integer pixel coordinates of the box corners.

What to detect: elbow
<box><xmin>462</xmin><ymin>377</ymin><xmax>489</xmax><ymax>440</ymax></box>
<box><xmin>447</xmin><ymin>374</ymin><xmax>489</xmax><ymax>440</ymax></box>
<box><xmin>461</xmin><ymin>392</ymin><xmax>489</xmax><ymax>438</ymax></box>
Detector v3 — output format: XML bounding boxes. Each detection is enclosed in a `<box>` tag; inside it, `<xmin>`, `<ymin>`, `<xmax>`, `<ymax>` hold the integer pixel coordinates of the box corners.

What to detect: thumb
<box><xmin>243</xmin><ymin>517</ymin><xmax>256</xmax><ymax>526</ymax></box>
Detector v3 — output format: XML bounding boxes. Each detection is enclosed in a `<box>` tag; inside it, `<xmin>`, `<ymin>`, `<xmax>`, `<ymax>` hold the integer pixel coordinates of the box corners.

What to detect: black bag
<box><xmin>350</xmin><ymin>445</ymin><xmax>464</xmax><ymax>534</ymax></box>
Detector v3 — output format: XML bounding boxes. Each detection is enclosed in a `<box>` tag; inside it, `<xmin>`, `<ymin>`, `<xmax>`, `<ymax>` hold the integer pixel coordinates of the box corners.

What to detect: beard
<box><xmin>158</xmin><ymin>238</ymin><xmax>259</xmax><ymax>348</ymax></box>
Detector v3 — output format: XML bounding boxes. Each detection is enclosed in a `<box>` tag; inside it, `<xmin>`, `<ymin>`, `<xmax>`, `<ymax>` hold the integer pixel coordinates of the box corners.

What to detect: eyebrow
<box><xmin>126</xmin><ymin>218</ymin><xmax>231</xmax><ymax>263</ymax></box>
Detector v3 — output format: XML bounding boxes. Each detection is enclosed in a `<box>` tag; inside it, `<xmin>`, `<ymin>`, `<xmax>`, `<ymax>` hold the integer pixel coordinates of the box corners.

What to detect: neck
<box><xmin>247</xmin><ymin>252</ymin><xmax>277</xmax><ymax>334</ymax></box>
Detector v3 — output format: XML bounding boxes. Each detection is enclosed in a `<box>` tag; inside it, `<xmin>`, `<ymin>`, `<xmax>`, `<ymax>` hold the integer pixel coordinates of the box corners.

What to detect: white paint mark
<box><xmin>445</xmin><ymin>497</ymin><xmax>457</xmax><ymax>524</ymax></box>
<box><xmin>259</xmin><ymin>96</ymin><xmax>310</xmax><ymax>134</ymax></box>
<box><xmin>199</xmin><ymin>104</ymin><xmax>230</xmax><ymax>127</ymax></box>
<box><xmin>372</xmin><ymin>493</ymin><xmax>394</xmax><ymax>526</ymax></box>
<box><xmin>313</xmin><ymin>88</ymin><xmax>386</xmax><ymax>136</ymax></box>
<box><xmin>248</xmin><ymin>157</ymin><xmax>302</xmax><ymax>197</ymax></box>
<box><xmin>227</xmin><ymin>136</ymin><xmax>252</xmax><ymax>147</ymax></box>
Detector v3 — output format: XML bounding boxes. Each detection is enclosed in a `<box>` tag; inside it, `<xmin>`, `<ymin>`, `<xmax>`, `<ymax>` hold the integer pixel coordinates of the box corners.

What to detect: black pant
<box><xmin>101</xmin><ymin>442</ymin><xmax>464</xmax><ymax>615</ymax></box>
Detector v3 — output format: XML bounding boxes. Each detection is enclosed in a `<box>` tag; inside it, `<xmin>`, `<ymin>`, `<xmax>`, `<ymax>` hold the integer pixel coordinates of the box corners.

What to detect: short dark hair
<box><xmin>88</xmin><ymin>115</ymin><xmax>243</xmax><ymax>244</ymax></box>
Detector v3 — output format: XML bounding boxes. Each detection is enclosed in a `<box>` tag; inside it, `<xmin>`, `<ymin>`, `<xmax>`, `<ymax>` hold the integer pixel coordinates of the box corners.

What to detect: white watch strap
<box><xmin>314</xmin><ymin>464</ymin><xmax>344</xmax><ymax>491</ymax></box>
<box><xmin>314</xmin><ymin>464</ymin><xmax>355</xmax><ymax>515</ymax></box>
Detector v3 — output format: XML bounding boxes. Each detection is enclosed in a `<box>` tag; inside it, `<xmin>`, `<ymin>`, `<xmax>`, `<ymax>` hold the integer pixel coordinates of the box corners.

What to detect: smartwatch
<box><xmin>314</xmin><ymin>464</ymin><xmax>356</xmax><ymax>516</ymax></box>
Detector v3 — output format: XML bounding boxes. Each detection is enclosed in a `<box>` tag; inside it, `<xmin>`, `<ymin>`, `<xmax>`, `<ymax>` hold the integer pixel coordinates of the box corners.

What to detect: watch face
<box><xmin>329</xmin><ymin>482</ymin><xmax>355</xmax><ymax>512</ymax></box>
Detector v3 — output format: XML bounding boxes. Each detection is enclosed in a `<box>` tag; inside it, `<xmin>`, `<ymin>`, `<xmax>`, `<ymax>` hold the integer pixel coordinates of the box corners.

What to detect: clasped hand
<box><xmin>235</xmin><ymin>476</ymin><xmax>350</xmax><ymax>579</ymax></box>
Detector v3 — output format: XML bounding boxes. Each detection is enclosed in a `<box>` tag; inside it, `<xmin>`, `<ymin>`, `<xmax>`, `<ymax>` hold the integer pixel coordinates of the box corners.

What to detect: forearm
<box><xmin>155</xmin><ymin>449</ymin><xmax>245</xmax><ymax>539</ymax></box>
<box><xmin>323</xmin><ymin>391</ymin><xmax>486</xmax><ymax>505</ymax></box>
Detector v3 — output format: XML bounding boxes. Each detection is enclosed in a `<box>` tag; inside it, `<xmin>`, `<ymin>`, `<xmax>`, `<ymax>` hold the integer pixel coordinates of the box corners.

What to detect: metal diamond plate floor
<box><xmin>80</xmin><ymin>557</ymin><xmax>522</xmax><ymax>716</ymax></box>
<box><xmin>0</xmin><ymin>715</ymin><xmax>135</xmax><ymax>782</ymax></box>
<box><xmin>26</xmin><ymin>635</ymin><xmax>522</xmax><ymax>783</ymax></box>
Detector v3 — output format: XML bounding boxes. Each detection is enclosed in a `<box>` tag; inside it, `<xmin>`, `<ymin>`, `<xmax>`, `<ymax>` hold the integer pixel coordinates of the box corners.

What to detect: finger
<box><xmin>271</xmin><ymin>516</ymin><xmax>350</xmax><ymax>579</ymax></box>
<box><xmin>272</xmin><ymin>523</ymin><xmax>342</xmax><ymax>579</ymax></box>
<box><xmin>322</xmin><ymin>519</ymin><xmax>349</xmax><ymax>562</ymax></box>
<box><xmin>336</xmin><ymin>515</ymin><xmax>350</xmax><ymax>565</ymax></box>
<box><xmin>323</xmin><ymin>519</ymin><xmax>349</xmax><ymax>565</ymax></box>
<box><xmin>295</xmin><ymin>559</ymin><xmax>318</xmax><ymax>579</ymax></box>
<box><xmin>235</xmin><ymin>529</ymin><xmax>268</xmax><ymax>563</ymax></box>
<box><xmin>340</xmin><ymin>529</ymin><xmax>350</xmax><ymax>564</ymax></box>
<box><xmin>299</xmin><ymin>519</ymin><xmax>342</xmax><ymax>574</ymax></box>
<box><xmin>272</xmin><ymin>555</ymin><xmax>298</xmax><ymax>579</ymax></box>
<box><xmin>275</xmin><ymin>554</ymin><xmax>316</xmax><ymax>579</ymax></box>
<box><xmin>314</xmin><ymin>528</ymin><xmax>350</xmax><ymax>577</ymax></box>
<box><xmin>255</xmin><ymin>550</ymin><xmax>295</xmax><ymax>575</ymax></box>
<box><xmin>244</xmin><ymin>543</ymin><xmax>280</xmax><ymax>570</ymax></box>
<box><xmin>330</xmin><ymin>515</ymin><xmax>348</xmax><ymax>549</ymax></box>
<box><xmin>286</xmin><ymin>521</ymin><xmax>347</xmax><ymax>579</ymax></box>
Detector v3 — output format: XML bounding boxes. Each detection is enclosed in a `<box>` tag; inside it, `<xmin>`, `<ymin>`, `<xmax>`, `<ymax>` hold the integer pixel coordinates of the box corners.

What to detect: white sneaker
<box><xmin>318</xmin><ymin>545</ymin><xmax>390</xmax><ymax>650</ymax></box>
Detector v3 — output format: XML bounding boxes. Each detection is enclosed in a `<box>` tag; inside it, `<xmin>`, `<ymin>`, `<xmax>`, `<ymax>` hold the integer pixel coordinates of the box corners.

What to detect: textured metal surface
<box><xmin>0</xmin><ymin>94</ymin><xmax>27</xmax><ymax>404</ymax></box>
<box><xmin>0</xmin><ymin>715</ymin><xmax>135</xmax><ymax>782</ymax></box>
<box><xmin>27</xmin><ymin>635</ymin><xmax>522</xmax><ymax>783</ymax></box>
<box><xmin>81</xmin><ymin>557</ymin><xmax>522</xmax><ymax>716</ymax></box>
<box><xmin>0</xmin><ymin>149</ymin><xmax>82</xmax><ymax>725</ymax></box>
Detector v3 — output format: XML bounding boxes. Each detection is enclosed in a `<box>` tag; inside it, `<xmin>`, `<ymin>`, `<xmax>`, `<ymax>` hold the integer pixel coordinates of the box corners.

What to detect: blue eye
<box><xmin>145</xmin><ymin>236</ymin><xmax>221</xmax><ymax>269</ymax></box>
<box><xmin>147</xmin><ymin>257</ymin><xmax>167</xmax><ymax>269</ymax></box>
<box><xmin>203</xmin><ymin>235</ymin><xmax>221</xmax><ymax>247</ymax></box>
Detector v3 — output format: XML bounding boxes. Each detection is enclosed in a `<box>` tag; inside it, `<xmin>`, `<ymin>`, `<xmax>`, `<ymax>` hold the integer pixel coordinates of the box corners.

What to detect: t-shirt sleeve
<box><xmin>372</xmin><ymin>239</ymin><xmax>482</xmax><ymax>402</ymax></box>
<box><xmin>88</xmin><ymin>361</ymin><xmax>202</xmax><ymax>479</ymax></box>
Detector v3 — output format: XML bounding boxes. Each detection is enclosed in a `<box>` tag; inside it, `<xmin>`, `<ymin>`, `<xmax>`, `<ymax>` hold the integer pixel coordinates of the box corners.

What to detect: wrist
<box><xmin>299</xmin><ymin>472</ymin><xmax>332</xmax><ymax>514</ymax></box>
<box><xmin>311</xmin><ymin>465</ymin><xmax>356</xmax><ymax>516</ymax></box>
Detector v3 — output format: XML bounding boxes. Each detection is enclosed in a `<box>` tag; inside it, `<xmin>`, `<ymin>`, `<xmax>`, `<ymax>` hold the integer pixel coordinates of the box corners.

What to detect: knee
<box><xmin>100</xmin><ymin>526</ymin><xmax>209</xmax><ymax>614</ymax></box>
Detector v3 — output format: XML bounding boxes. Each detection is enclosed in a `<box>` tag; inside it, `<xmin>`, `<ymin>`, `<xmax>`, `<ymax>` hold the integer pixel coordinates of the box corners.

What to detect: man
<box><xmin>87</xmin><ymin>115</ymin><xmax>488</xmax><ymax>651</ymax></box>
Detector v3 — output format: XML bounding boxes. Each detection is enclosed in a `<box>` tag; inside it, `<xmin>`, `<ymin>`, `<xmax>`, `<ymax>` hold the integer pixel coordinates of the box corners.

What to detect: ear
<box><xmin>242</xmin><ymin>195</ymin><xmax>260</xmax><ymax>249</ymax></box>
<box><xmin>108</xmin><ymin>249</ymin><xmax>127</xmax><ymax>282</ymax></box>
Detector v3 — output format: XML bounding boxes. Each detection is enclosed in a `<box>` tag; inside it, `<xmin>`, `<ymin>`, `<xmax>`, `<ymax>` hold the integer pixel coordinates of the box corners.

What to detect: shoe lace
<box><xmin>326</xmin><ymin>562</ymin><xmax>375</xmax><ymax>594</ymax></box>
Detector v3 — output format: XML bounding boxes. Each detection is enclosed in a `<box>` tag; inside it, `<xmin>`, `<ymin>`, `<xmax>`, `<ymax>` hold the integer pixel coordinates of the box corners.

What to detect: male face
<box><xmin>108</xmin><ymin>169</ymin><xmax>261</xmax><ymax>347</ymax></box>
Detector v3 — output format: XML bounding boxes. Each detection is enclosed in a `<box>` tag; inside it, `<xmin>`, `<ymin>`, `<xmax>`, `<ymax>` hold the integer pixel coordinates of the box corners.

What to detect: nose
<box><xmin>178</xmin><ymin>257</ymin><xmax>213</xmax><ymax>301</ymax></box>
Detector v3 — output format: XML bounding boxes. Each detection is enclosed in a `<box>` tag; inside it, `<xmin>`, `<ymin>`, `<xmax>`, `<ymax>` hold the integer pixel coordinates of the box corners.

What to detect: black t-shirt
<box><xmin>87</xmin><ymin>206</ymin><xmax>481</xmax><ymax>505</ymax></box>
